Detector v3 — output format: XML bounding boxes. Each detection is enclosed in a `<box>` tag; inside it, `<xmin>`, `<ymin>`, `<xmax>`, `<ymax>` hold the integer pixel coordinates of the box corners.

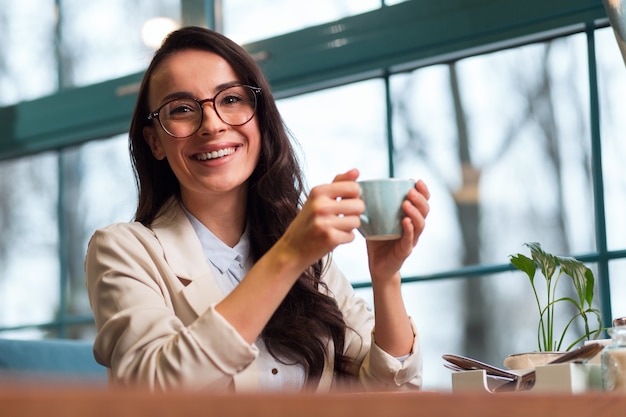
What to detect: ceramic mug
<box><xmin>357</xmin><ymin>178</ymin><xmax>416</xmax><ymax>240</ymax></box>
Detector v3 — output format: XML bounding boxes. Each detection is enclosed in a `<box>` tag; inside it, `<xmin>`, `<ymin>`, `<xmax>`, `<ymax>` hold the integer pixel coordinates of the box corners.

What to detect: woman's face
<box><xmin>143</xmin><ymin>49</ymin><xmax>261</xmax><ymax>206</ymax></box>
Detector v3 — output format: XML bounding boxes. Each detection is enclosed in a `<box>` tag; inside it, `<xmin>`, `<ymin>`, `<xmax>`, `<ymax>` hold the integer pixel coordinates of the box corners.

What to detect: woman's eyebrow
<box><xmin>158</xmin><ymin>81</ymin><xmax>244</xmax><ymax>104</ymax></box>
<box><xmin>160</xmin><ymin>91</ymin><xmax>195</xmax><ymax>103</ymax></box>
<box><xmin>214</xmin><ymin>80</ymin><xmax>242</xmax><ymax>91</ymax></box>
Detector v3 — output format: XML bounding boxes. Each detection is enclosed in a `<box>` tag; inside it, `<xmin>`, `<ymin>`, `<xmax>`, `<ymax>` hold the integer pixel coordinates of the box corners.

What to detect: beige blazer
<box><xmin>85</xmin><ymin>198</ymin><xmax>422</xmax><ymax>392</ymax></box>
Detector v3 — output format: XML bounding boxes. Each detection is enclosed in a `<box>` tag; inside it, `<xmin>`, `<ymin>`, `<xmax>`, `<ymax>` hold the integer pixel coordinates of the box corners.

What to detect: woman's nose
<box><xmin>198</xmin><ymin>102</ymin><xmax>227</xmax><ymax>133</ymax></box>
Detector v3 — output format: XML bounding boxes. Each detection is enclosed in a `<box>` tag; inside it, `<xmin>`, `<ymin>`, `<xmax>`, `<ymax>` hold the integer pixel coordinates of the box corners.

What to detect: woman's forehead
<box><xmin>148</xmin><ymin>50</ymin><xmax>240</xmax><ymax>100</ymax></box>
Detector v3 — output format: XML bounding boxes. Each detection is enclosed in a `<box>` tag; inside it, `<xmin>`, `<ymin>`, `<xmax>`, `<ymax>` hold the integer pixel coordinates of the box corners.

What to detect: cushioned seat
<box><xmin>0</xmin><ymin>338</ymin><xmax>107</xmax><ymax>383</ymax></box>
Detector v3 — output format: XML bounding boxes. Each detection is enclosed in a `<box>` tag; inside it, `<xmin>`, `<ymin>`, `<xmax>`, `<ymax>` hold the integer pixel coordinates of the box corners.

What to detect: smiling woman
<box><xmin>85</xmin><ymin>26</ymin><xmax>429</xmax><ymax>393</ymax></box>
<box><xmin>1</xmin><ymin>0</ymin><xmax>625</xmax><ymax>395</ymax></box>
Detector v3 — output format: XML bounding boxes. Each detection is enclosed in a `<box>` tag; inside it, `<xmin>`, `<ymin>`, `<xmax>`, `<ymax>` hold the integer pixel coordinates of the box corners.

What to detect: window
<box><xmin>223</xmin><ymin>0</ymin><xmax>381</xmax><ymax>44</ymax></box>
<box><xmin>0</xmin><ymin>0</ymin><xmax>623</xmax><ymax>390</ymax></box>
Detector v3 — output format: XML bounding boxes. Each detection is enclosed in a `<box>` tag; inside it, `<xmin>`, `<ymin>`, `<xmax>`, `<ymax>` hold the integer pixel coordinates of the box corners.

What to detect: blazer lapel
<box><xmin>151</xmin><ymin>199</ymin><xmax>224</xmax><ymax>317</ymax></box>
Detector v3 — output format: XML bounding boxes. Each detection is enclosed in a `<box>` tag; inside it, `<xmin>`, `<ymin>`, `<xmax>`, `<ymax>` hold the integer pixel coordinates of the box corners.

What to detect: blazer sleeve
<box><xmin>322</xmin><ymin>260</ymin><xmax>423</xmax><ymax>391</ymax></box>
<box><xmin>85</xmin><ymin>223</ymin><xmax>258</xmax><ymax>391</ymax></box>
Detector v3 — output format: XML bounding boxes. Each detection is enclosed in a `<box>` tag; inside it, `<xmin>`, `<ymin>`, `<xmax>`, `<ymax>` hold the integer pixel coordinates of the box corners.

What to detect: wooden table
<box><xmin>1</xmin><ymin>385</ymin><xmax>625</xmax><ymax>417</ymax></box>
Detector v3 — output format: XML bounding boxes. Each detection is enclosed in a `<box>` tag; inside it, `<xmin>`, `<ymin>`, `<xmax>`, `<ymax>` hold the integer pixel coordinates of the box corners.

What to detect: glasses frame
<box><xmin>146</xmin><ymin>84</ymin><xmax>262</xmax><ymax>138</ymax></box>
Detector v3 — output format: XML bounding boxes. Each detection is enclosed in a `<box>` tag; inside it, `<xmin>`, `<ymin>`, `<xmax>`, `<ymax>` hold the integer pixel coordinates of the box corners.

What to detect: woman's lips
<box><xmin>193</xmin><ymin>146</ymin><xmax>238</xmax><ymax>161</ymax></box>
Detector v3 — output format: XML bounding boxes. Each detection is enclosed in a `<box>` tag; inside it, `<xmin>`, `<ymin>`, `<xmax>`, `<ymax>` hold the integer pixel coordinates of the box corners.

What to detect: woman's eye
<box><xmin>172</xmin><ymin>105</ymin><xmax>193</xmax><ymax>113</ymax></box>
<box><xmin>220</xmin><ymin>95</ymin><xmax>243</xmax><ymax>106</ymax></box>
<box><xmin>167</xmin><ymin>101</ymin><xmax>197</xmax><ymax>117</ymax></box>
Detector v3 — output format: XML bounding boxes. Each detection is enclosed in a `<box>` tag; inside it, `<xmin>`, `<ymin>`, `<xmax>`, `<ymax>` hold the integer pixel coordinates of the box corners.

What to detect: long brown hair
<box><xmin>128</xmin><ymin>26</ymin><xmax>350</xmax><ymax>384</ymax></box>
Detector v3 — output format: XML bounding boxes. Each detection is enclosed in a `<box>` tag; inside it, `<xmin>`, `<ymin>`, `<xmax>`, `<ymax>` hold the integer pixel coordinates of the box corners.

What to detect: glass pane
<box><xmin>0</xmin><ymin>135</ymin><xmax>135</xmax><ymax>339</ymax></box>
<box><xmin>277</xmin><ymin>80</ymin><xmax>388</xmax><ymax>284</ymax></box>
<box><xmin>392</xmin><ymin>34</ymin><xmax>595</xmax><ymax>278</ymax></box>
<box><xmin>0</xmin><ymin>1</ymin><xmax>180</xmax><ymax>101</ymax></box>
<box><xmin>0</xmin><ymin>0</ymin><xmax>58</xmax><ymax>104</ymax></box>
<box><xmin>223</xmin><ymin>0</ymin><xmax>380</xmax><ymax>45</ymax></box>
<box><xmin>390</xmin><ymin>64</ymin><xmax>462</xmax><ymax>277</ymax></box>
<box><xmin>609</xmin><ymin>260</ymin><xmax>626</xmax><ymax>320</ymax></box>
<box><xmin>75</xmin><ymin>135</ymin><xmax>137</xmax><ymax>239</ymax></box>
<box><xmin>397</xmin><ymin>278</ymin><xmax>464</xmax><ymax>390</ymax></box>
<box><xmin>597</xmin><ymin>27</ymin><xmax>626</xmax><ymax>252</ymax></box>
<box><xmin>61</xmin><ymin>135</ymin><xmax>136</xmax><ymax>334</ymax></box>
<box><xmin>0</xmin><ymin>152</ymin><xmax>59</xmax><ymax>337</ymax></box>
<box><xmin>58</xmin><ymin>0</ymin><xmax>180</xmax><ymax>88</ymax></box>
<box><xmin>389</xmin><ymin>34</ymin><xmax>599</xmax><ymax>390</ymax></box>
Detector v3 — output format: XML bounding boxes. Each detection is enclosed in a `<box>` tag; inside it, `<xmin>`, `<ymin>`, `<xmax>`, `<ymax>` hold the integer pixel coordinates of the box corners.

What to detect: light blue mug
<box><xmin>357</xmin><ymin>178</ymin><xmax>416</xmax><ymax>240</ymax></box>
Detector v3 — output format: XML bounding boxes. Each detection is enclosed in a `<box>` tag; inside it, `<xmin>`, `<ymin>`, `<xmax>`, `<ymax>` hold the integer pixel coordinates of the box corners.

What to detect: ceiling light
<box><xmin>141</xmin><ymin>17</ymin><xmax>180</xmax><ymax>49</ymax></box>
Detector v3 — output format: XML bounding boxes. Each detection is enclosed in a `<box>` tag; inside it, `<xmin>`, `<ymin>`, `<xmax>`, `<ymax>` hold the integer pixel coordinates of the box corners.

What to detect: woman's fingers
<box><xmin>280</xmin><ymin>175</ymin><xmax>366</xmax><ymax>265</ymax></box>
<box><xmin>400</xmin><ymin>180</ymin><xmax>430</xmax><ymax>246</ymax></box>
<box><xmin>415</xmin><ymin>179</ymin><xmax>430</xmax><ymax>200</ymax></box>
<box><xmin>306</xmin><ymin>181</ymin><xmax>364</xmax><ymax>232</ymax></box>
<box><xmin>331</xmin><ymin>168</ymin><xmax>360</xmax><ymax>183</ymax></box>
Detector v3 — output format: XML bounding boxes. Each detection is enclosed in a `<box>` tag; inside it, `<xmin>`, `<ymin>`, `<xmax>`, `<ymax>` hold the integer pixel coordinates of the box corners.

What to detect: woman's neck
<box><xmin>181</xmin><ymin>188</ymin><xmax>247</xmax><ymax>248</ymax></box>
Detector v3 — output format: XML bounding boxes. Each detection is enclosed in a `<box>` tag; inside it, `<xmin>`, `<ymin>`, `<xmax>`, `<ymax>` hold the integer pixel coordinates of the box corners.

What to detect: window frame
<box><xmin>0</xmin><ymin>0</ymin><xmax>608</xmax><ymax>159</ymax></box>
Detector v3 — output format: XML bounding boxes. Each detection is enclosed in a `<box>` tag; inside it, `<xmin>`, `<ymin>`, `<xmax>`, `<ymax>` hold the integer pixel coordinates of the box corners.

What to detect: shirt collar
<box><xmin>182</xmin><ymin>205</ymin><xmax>250</xmax><ymax>275</ymax></box>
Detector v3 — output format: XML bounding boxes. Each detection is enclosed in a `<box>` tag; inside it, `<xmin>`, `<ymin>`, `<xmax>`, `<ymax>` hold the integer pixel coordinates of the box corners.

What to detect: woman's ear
<box><xmin>143</xmin><ymin>126</ymin><xmax>166</xmax><ymax>160</ymax></box>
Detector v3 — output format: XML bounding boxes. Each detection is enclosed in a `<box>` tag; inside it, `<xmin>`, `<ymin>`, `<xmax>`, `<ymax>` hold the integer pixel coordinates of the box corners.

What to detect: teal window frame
<box><xmin>0</xmin><ymin>0</ymin><xmax>620</xmax><ymax>335</ymax></box>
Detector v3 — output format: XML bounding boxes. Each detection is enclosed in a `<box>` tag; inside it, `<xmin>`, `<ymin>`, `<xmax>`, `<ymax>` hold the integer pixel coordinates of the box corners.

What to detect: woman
<box><xmin>85</xmin><ymin>26</ymin><xmax>430</xmax><ymax>392</ymax></box>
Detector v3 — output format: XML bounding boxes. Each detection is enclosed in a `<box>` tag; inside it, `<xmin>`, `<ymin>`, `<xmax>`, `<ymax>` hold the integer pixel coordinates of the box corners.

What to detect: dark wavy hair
<box><xmin>128</xmin><ymin>26</ymin><xmax>350</xmax><ymax>384</ymax></box>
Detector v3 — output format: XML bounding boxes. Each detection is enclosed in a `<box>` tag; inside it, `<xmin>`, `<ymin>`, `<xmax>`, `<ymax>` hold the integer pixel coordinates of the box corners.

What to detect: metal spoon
<box><xmin>442</xmin><ymin>354</ymin><xmax>519</xmax><ymax>381</ymax></box>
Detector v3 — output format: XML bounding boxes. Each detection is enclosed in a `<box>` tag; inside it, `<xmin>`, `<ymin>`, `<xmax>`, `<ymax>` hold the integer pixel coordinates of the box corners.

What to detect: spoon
<box><xmin>442</xmin><ymin>354</ymin><xmax>519</xmax><ymax>380</ymax></box>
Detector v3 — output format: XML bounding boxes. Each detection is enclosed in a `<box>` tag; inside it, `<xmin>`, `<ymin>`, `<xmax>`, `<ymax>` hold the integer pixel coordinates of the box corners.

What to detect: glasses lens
<box><xmin>159</xmin><ymin>98</ymin><xmax>202</xmax><ymax>137</ymax></box>
<box><xmin>215</xmin><ymin>85</ymin><xmax>258</xmax><ymax>126</ymax></box>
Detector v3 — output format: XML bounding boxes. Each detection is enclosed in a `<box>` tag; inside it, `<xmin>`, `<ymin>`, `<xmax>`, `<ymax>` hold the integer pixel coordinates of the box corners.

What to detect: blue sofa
<box><xmin>0</xmin><ymin>338</ymin><xmax>107</xmax><ymax>384</ymax></box>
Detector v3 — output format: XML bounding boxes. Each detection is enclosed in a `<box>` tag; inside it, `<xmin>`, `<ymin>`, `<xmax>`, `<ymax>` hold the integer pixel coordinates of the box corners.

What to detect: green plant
<box><xmin>510</xmin><ymin>242</ymin><xmax>603</xmax><ymax>352</ymax></box>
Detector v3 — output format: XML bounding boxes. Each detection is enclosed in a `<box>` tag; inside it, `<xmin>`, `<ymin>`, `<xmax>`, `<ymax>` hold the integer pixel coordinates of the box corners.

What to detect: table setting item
<box><xmin>443</xmin><ymin>342</ymin><xmax>605</xmax><ymax>393</ymax></box>
<box><xmin>356</xmin><ymin>178</ymin><xmax>415</xmax><ymax>240</ymax></box>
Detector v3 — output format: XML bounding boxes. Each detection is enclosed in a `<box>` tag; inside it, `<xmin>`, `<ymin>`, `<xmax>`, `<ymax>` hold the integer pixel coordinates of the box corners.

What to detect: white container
<box><xmin>450</xmin><ymin>363</ymin><xmax>602</xmax><ymax>394</ymax></box>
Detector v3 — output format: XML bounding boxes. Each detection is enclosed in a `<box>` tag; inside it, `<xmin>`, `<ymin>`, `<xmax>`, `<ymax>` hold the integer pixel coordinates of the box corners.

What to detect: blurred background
<box><xmin>0</xmin><ymin>0</ymin><xmax>625</xmax><ymax>390</ymax></box>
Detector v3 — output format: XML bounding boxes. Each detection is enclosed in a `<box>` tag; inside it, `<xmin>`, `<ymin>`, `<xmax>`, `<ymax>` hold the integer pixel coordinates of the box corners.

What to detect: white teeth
<box><xmin>196</xmin><ymin>147</ymin><xmax>236</xmax><ymax>160</ymax></box>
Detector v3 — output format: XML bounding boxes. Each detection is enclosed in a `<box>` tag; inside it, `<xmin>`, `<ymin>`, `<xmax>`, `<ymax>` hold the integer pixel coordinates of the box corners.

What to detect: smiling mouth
<box><xmin>194</xmin><ymin>147</ymin><xmax>237</xmax><ymax>161</ymax></box>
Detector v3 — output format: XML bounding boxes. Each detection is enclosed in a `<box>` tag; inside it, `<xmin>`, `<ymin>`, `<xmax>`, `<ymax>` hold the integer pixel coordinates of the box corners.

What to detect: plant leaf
<box><xmin>526</xmin><ymin>242</ymin><xmax>557</xmax><ymax>281</ymax></box>
<box><xmin>510</xmin><ymin>253</ymin><xmax>536</xmax><ymax>283</ymax></box>
<box><xmin>558</xmin><ymin>256</ymin><xmax>594</xmax><ymax>307</ymax></box>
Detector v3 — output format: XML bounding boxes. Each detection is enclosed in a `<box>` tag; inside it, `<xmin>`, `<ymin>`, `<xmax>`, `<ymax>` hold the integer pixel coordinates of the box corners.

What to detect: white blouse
<box><xmin>183</xmin><ymin>208</ymin><xmax>306</xmax><ymax>391</ymax></box>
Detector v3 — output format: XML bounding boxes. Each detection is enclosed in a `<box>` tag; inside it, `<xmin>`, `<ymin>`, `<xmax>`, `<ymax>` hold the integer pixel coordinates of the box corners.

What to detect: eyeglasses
<box><xmin>147</xmin><ymin>84</ymin><xmax>261</xmax><ymax>138</ymax></box>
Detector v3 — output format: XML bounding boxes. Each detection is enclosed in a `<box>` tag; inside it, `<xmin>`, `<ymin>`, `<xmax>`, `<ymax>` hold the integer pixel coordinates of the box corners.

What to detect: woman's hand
<box><xmin>277</xmin><ymin>169</ymin><xmax>365</xmax><ymax>269</ymax></box>
<box><xmin>363</xmin><ymin>179</ymin><xmax>429</xmax><ymax>357</ymax></box>
<box><xmin>366</xmin><ymin>179</ymin><xmax>430</xmax><ymax>283</ymax></box>
<box><xmin>218</xmin><ymin>169</ymin><xmax>365</xmax><ymax>343</ymax></box>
